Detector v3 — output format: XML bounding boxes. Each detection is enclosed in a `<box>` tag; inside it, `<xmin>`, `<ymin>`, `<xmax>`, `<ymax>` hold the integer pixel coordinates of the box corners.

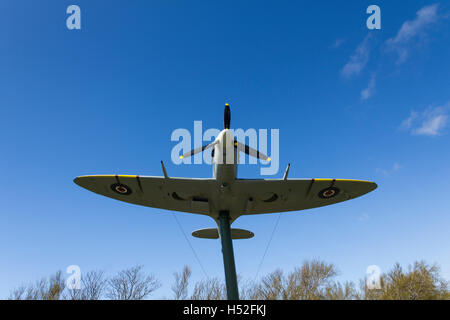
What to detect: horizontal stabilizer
<box><xmin>192</xmin><ymin>228</ymin><xmax>254</xmax><ymax>240</ymax></box>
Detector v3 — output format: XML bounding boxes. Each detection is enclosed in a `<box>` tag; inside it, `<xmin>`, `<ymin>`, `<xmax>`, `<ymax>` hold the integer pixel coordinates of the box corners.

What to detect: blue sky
<box><xmin>1</xmin><ymin>0</ymin><xmax>449</xmax><ymax>298</ymax></box>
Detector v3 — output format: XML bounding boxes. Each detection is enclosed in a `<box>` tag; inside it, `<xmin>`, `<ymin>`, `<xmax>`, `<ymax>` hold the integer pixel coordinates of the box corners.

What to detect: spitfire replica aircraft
<box><xmin>74</xmin><ymin>103</ymin><xmax>377</xmax><ymax>300</ymax></box>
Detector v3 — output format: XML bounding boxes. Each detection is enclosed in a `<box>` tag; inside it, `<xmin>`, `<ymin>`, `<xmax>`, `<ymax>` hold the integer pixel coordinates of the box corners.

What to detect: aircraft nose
<box><xmin>224</xmin><ymin>130</ymin><xmax>234</xmax><ymax>146</ymax></box>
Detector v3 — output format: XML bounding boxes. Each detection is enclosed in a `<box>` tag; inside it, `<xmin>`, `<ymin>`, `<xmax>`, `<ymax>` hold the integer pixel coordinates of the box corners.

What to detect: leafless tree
<box><xmin>324</xmin><ymin>281</ymin><xmax>358</xmax><ymax>300</ymax></box>
<box><xmin>248</xmin><ymin>269</ymin><xmax>284</xmax><ymax>300</ymax></box>
<box><xmin>361</xmin><ymin>261</ymin><xmax>449</xmax><ymax>300</ymax></box>
<box><xmin>284</xmin><ymin>259</ymin><xmax>338</xmax><ymax>300</ymax></box>
<box><xmin>7</xmin><ymin>260</ymin><xmax>449</xmax><ymax>300</ymax></box>
<box><xmin>106</xmin><ymin>265</ymin><xmax>161</xmax><ymax>300</ymax></box>
<box><xmin>172</xmin><ymin>265</ymin><xmax>192</xmax><ymax>300</ymax></box>
<box><xmin>8</xmin><ymin>285</ymin><xmax>28</xmax><ymax>300</ymax></box>
<box><xmin>67</xmin><ymin>270</ymin><xmax>107</xmax><ymax>300</ymax></box>
<box><xmin>190</xmin><ymin>277</ymin><xmax>225</xmax><ymax>300</ymax></box>
<box><xmin>9</xmin><ymin>271</ymin><xmax>65</xmax><ymax>300</ymax></box>
<box><xmin>241</xmin><ymin>260</ymin><xmax>340</xmax><ymax>300</ymax></box>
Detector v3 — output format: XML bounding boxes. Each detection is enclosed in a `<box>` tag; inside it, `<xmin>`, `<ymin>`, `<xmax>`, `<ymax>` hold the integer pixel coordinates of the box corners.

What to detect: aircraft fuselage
<box><xmin>212</xmin><ymin>129</ymin><xmax>239</xmax><ymax>185</ymax></box>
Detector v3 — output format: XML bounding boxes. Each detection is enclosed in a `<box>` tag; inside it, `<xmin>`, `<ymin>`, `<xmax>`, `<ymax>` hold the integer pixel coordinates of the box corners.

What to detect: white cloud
<box><xmin>332</xmin><ymin>38</ymin><xmax>345</xmax><ymax>49</ymax></box>
<box><xmin>386</xmin><ymin>3</ymin><xmax>440</xmax><ymax>63</ymax></box>
<box><xmin>341</xmin><ymin>34</ymin><xmax>372</xmax><ymax>78</ymax></box>
<box><xmin>361</xmin><ymin>75</ymin><xmax>376</xmax><ymax>100</ymax></box>
<box><xmin>401</xmin><ymin>104</ymin><xmax>449</xmax><ymax>136</ymax></box>
<box><xmin>400</xmin><ymin>111</ymin><xmax>419</xmax><ymax>130</ymax></box>
<box><xmin>376</xmin><ymin>163</ymin><xmax>402</xmax><ymax>176</ymax></box>
<box><xmin>358</xmin><ymin>213</ymin><xmax>369</xmax><ymax>222</ymax></box>
<box><xmin>414</xmin><ymin>113</ymin><xmax>447</xmax><ymax>136</ymax></box>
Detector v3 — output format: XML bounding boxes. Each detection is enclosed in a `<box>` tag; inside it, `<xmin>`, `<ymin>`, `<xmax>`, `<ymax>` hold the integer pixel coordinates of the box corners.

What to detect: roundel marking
<box><xmin>111</xmin><ymin>183</ymin><xmax>132</xmax><ymax>195</ymax></box>
<box><xmin>318</xmin><ymin>187</ymin><xmax>340</xmax><ymax>199</ymax></box>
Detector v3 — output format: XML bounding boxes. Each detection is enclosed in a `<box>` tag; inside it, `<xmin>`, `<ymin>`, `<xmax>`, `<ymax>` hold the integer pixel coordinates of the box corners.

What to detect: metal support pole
<box><xmin>218</xmin><ymin>211</ymin><xmax>239</xmax><ymax>300</ymax></box>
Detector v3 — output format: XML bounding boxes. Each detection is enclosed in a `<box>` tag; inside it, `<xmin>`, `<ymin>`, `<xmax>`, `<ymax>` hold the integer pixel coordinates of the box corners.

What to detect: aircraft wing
<box><xmin>232</xmin><ymin>178</ymin><xmax>377</xmax><ymax>215</ymax></box>
<box><xmin>74</xmin><ymin>175</ymin><xmax>216</xmax><ymax>215</ymax></box>
<box><xmin>74</xmin><ymin>175</ymin><xmax>376</xmax><ymax>217</ymax></box>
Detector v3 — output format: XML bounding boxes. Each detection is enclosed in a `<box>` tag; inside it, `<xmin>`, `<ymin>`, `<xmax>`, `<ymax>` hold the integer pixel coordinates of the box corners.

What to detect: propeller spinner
<box><xmin>224</xmin><ymin>103</ymin><xmax>231</xmax><ymax>129</ymax></box>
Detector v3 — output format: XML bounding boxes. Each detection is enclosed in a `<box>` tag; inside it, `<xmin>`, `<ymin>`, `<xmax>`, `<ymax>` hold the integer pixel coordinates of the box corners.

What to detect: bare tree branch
<box><xmin>190</xmin><ymin>277</ymin><xmax>225</xmax><ymax>300</ymax></box>
<box><xmin>8</xmin><ymin>271</ymin><xmax>65</xmax><ymax>300</ymax></box>
<box><xmin>67</xmin><ymin>270</ymin><xmax>107</xmax><ymax>300</ymax></box>
<box><xmin>172</xmin><ymin>265</ymin><xmax>191</xmax><ymax>300</ymax></box>
<box><xmin>106</xmin><ymin>265</ymin><xmax>161</xmax><ymax>300</ymax></box>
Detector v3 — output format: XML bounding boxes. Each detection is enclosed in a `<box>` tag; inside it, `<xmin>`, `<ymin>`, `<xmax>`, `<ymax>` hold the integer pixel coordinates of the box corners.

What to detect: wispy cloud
<box><xmin>401</xmin><ymin>104</ymin><xmax>449</xmax><ymax>136</ymax></box>
<box><xmin>341</xmin><ymin>34</ymin><xmax>372</xmax><ymax>78</ymax></box>
<box><xmin>415</xmin><ymin>113</ymin><xmax>447</xmax><ymax>136</ymax></box>
<box><xmin>376</xmin><ymin>163</ymin><xmax>402</xmax><ymax>176</ymax></box>
<box><xmin>358</xmin><ymin>213</ymin><xmax>369</xmax><ymax>223</ymax></box>
<box><xmin>400</xmin><ymin>111</ymin><xmax>419</xmax><ymax>130</ymax></box>
<box><xmin>386</xmin><ymin>3</ymin><xmax>440</xmax><ymax>64</ymax></box>
<box><xmin>361</xmin><ymin>75</ymin><xmax>376</xmax><ymax>100</ymax></box>
<box><xmin>332</xmin><ymin>38</ymin><xmax>346</xmax><ymax>49</ymax></box>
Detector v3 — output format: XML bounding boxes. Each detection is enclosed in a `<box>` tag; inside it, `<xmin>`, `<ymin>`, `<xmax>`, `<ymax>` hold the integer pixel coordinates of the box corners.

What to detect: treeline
<box><xmin>7</xmin><ymin>260</ymin><xmax>450</xmax><ymax>300</ymax></box>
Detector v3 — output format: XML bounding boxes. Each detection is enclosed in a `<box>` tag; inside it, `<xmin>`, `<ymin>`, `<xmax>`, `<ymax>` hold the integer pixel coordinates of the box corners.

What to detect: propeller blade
<box><xmin>224</xmin><ymin>103</ymin><xmax>231</xmax><ymax>129</ymax></box>
<box><xmin>234</xmin><ymin>141</ymin><xmax>271</xmax><ymax>161</ymax></box>
<box><xmin>180</xmin><ymin>141</ymin><xmax>218</xmax><ymax>159</ymax></box>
